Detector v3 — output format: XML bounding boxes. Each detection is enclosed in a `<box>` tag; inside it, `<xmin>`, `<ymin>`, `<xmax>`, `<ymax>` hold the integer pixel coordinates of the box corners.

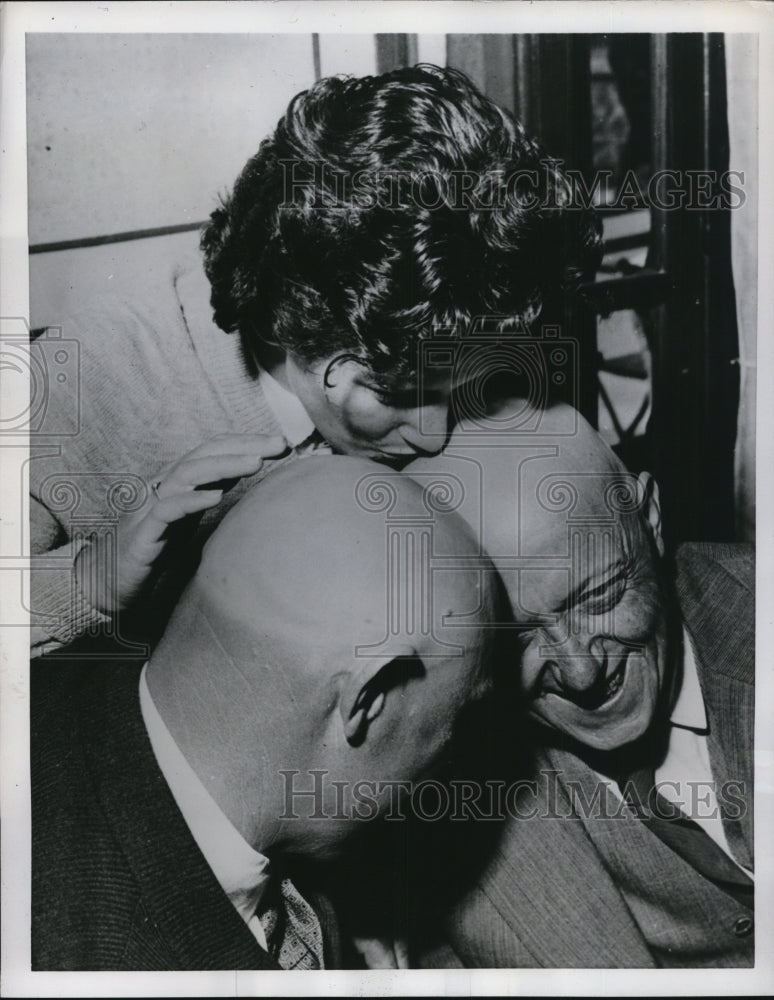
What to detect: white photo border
<box><xmin>2</xmin><ymin>2</ymin><xmax>772</xmax><ymax>996</ymax></box>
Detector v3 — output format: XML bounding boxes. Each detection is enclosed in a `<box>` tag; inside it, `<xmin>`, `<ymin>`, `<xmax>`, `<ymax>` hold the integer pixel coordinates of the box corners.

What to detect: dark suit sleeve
<box><xmin>31</xmin><ymin>659</ymin><xmax>282</xmax><ymax>971</ymax></box>
<box><xmin>31</xmin><ymin>661</ymin><xmax>146</xmax><ymax>969</ymax></box>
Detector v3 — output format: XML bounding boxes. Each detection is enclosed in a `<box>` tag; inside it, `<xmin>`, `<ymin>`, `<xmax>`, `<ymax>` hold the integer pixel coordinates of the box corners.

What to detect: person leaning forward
<box><xmin>31</xmin><ymin>456</ymin><xmax>502</xmax><ymax>970</ymax></box>
<box><xmin>29</xmin><ymin>64</ymin><xmax>600</xmax><ymax>657</ymax></box>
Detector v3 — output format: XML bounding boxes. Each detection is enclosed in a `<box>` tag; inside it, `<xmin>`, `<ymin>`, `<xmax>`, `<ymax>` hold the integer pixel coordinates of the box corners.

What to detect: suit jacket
<box><xmin>31</xmin><ymin>658</ymin><xmax>342</xmax><ymax>970</ymax></box>
<box><xmin>421</xmin><ymin>542</ymin><xmax>754</xmax><ymax>968</ymax></box>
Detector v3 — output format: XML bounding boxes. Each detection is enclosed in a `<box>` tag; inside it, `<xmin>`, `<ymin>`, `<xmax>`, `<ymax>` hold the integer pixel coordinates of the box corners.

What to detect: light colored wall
<box><xmin>27</xmin><ymin>33</ymin><xmax>318</xmax><ymax>244</ymax></box>
<box><xmin>27</xmin><ymin>33</ymin><xmax>320</xmax><ymax>326</ymax></box>
<box><xmin>416</xmin><ymin>35</ymin><xmax>447</xmax><ymax>67</ymax></box>
<box><xmin>317</xmin><ymin>34</ymin><xmax>376</xmax><ymax>78</ymax></box>
<box><xmin>26</xmin><ymin>34</ymin><xmax>441</xmax><ymax>328</ymax></box>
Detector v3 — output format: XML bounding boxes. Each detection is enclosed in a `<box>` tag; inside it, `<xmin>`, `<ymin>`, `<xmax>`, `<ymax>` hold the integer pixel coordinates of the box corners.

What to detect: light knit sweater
<box><xmin>30</xmin><ymin>254</ymin><xmax>299</xmax><ymax>655</ymax></box>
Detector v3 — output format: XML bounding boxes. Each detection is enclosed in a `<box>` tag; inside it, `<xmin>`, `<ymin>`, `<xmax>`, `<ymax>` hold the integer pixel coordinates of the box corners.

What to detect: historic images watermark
<box><xmin>280</xmin><ymin>158</ymin><xmax>746</xmax><ymax>212</ymax></box>
<box><xmin>279</xmin><ymin>769</ymin><xmax>749</xmax><ymax>823</ymax></box>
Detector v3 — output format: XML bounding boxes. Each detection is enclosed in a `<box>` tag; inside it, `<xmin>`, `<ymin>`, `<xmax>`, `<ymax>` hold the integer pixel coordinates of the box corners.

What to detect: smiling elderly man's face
<box><xmin>514</xmin><ymin>478</ymin><xmax>668</xmax><ymax>753</ymax></box>
<box><xmin>408</xmin><ymin>400</ymin><xmax>671</xmax><ymax>755</ymax></box>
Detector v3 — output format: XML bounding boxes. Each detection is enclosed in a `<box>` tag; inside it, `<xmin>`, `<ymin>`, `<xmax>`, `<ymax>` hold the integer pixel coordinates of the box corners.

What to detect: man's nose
<box><xmin>523</xmin><ymin>629</ymin><xmax>607</xmax><ymax>695</ymax></box>
<box><xmin>399</xmin><ymin>404</ymin><xmax>450</xmax><ymax>453</ymax></box>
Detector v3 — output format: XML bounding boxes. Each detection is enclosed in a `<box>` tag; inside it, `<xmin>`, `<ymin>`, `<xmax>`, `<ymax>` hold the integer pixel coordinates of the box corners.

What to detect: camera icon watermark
<box><xmin>417</xmin><ymin>320</ymin><xmax>579</xmax><ymax>441</ymax></box>
<box><xmin>0</xmin><ymin>318</ymin><xmax>80</xmax><ymax>436</ymax></box>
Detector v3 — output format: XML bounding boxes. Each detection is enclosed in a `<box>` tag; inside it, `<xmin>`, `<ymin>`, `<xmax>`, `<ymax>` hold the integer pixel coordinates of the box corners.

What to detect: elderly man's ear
<box><xmin>638</xmin><ymin>470</ymin><xmax>665</xmax><ymax>558</ymax></box>
<box><xmin>338</xmin><ymin>649</ymin><xmax>421</xmax><ymax>747</ymax></box>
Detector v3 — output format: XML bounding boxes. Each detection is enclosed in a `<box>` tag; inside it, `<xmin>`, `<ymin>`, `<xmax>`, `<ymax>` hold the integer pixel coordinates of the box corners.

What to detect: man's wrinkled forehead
<box><xmin>508</xmin><ymin>517</ymin><xmax>630</xmax><ymax>615</ymax></box>
<box><xmin>414</xmin><ymin>441</ymin><xmax>643</xmax><ymax>606</ymax></box>
<box><xmin>456</xmin><ymin>447</ymin><xmax>639</xmax><ymax>553</ymax></box>
<box><xmin>496</xmin><ymin>456</ymin><xmax>620</xmax><ymax>580</ymax></box>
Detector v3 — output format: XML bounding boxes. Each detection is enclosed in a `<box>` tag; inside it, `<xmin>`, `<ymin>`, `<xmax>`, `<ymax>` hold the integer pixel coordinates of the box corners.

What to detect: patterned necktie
<box><xmin>618</xmin><ymin>765</ymin><xmax>753</xmax><ymax>909</ymax></box>
<box><xmin>258</xmin><ymin>876</ymin><xmax>325</xmax><ymax>970</ymax></box>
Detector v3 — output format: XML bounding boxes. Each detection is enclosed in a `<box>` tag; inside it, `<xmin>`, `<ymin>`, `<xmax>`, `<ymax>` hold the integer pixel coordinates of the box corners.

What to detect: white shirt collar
<box><xmin>138</xmin><ymin>666</ymin><xmax>271</xmax><ymax>945</ymax></box>
<box><xmin>259</xmin><ymin>367</ymin><xmax>316</xmax><ymax>448</ymax></box>
<box><xmin>669</xmin><ymin>624</ymin><xmax>708</xmax><ymax>731</ymax></box>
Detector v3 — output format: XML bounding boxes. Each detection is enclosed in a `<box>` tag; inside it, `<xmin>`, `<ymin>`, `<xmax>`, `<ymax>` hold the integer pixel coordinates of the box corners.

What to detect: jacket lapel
<box><xmin>468</xmin><ymin>746</ymin><xmax>655</xmax><ymax>968</ymax></box>
<box><xmin>700</xmin><ymin>671</ymin><xmax>754</xmax><ymax>870</ymax></box>
<box><xmin>675</xmin><ymin>544</ymin><xmax>755</xmax><ymax>868</ymax></box>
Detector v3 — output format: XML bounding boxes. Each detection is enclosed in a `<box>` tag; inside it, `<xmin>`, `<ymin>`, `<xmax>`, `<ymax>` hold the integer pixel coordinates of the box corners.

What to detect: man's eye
<box><xmin>580</xmin><ymin>574</ymin><xmax>626</xmax><ymax>615</ymax></box>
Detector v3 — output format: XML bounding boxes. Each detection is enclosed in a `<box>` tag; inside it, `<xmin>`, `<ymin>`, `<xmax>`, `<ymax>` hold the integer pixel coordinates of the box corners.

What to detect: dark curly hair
<box><xmin>201</xmin><ymin>64</ymin><xmax>601</xmax><ymax>384</ymax></box>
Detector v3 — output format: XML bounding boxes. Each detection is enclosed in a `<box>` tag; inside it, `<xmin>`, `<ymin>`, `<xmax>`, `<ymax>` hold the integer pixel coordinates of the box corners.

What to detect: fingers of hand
<box><xmin>139</xmin><ymin>434</ymin><xmax>287</xmax><ymax>545</ymax></box>
<box><xmin>159</xmin><ymin>452</ymin><xmax>272</xmax><ymax>494</ymax></box>
<box><xmin>140</xmin><ymin>489</ymin><xmax>223</xmax><ymax>542</ymax></box>
<box><xmin>153</xmin><ymin>434</ymin><xmax>288</xmax><ymax>496</ymax></box>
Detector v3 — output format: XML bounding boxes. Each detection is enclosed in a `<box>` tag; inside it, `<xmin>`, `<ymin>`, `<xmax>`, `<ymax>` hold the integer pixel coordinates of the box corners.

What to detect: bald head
<box><xmin>409</xmin><ymin>400</ymin><xmax>636</xmax><ymax>584</ymax></box>
<box><xmin>409</xmin><ymin>400</ymin><xmax>669</xmax><ymax>754</ymax></box>
<box><xmin>147</xmin><ymin>455</ymin><xmax>500</xmax><ymax>854</ymax></box>
<box><xmin>181</xmin><ymin>455</ymin><xmax>492</xmax><ymax>681</ymax></box>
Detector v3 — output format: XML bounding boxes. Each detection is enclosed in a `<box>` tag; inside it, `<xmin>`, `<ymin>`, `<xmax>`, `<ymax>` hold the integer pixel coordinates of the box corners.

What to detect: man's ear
<box><xmin>338</xmin><ymin>647</ymin><xmax>421</xmax><ymax>747</ymax></box>
<box><xmin>638</xmin><ymin>471</ymin><xmax>664</xmax><ymax>558</ymax></box>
